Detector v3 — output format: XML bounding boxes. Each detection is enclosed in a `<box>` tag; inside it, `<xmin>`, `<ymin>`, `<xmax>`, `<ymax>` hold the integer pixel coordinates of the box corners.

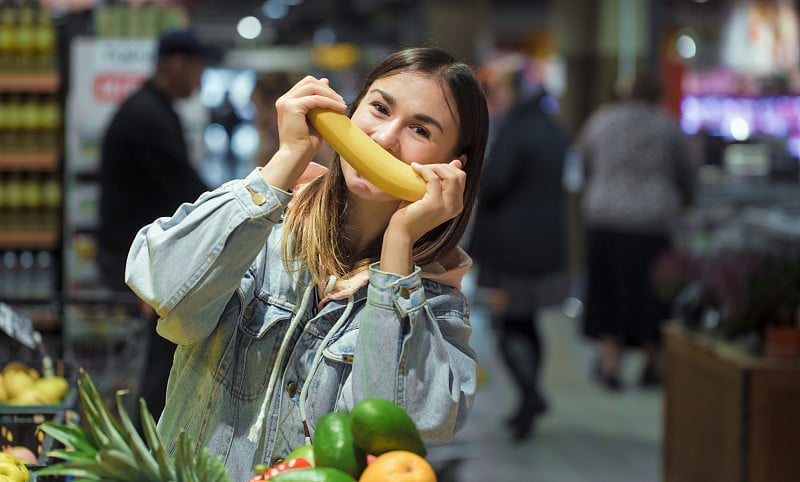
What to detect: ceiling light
<box><xmin>237</xmin><ymin>16</ymin><xmax>262</xmax><ymax>40</ymax></box>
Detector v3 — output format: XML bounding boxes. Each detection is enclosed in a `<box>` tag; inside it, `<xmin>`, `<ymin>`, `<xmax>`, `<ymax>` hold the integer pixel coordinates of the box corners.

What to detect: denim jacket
<box><xmin>125</xmin><ymin>168</ymin><xmax>478</xmax><ymax>482</ymax></box>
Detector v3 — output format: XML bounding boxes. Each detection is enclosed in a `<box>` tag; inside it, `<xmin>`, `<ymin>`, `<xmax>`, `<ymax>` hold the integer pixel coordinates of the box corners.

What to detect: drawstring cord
<box><xmin>298</xmin><ymin>286</ymin><xmax>354</xmax><ymax>445</ymax></box>
<box><xmin>248</xmin><ymin>282</ymin><xmax>316</xmax><ymax>445</ymax></box>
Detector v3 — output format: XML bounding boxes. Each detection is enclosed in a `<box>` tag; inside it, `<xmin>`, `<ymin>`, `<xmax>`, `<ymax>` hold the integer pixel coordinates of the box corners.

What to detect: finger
<box><xmin>282</xmin><ymin>77</ymin><xmax>346</xmax><ymax>107</ymax></box>
<box><xmin>428</xmin><ymin>163</ymin><xmax>466</xmax><ymax>190</ymax></box>
<box><xmin>427</xmin><ymin>164</ymin><xmax>465</xmax><ymax>214</ymax></box>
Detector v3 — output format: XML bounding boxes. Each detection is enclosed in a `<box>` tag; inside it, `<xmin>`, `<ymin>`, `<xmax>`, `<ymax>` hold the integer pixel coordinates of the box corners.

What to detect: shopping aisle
<box><xmin>441</xmin><ymin>274</ymin><xmax>662</xmax><ymax>482</ymax></box>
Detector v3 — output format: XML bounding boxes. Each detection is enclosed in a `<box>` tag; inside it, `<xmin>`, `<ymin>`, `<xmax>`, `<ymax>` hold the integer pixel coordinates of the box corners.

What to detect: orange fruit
<box><xmin>357</xmin><ymin>450</ymin><xmax>437</xmax><ymax>482</ymax></box>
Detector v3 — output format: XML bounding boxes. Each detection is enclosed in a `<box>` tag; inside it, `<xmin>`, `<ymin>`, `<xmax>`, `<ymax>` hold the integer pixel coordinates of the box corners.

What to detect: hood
<box><xmin>289</xmin><ymin>162</ymin><xmax>329</xmax><ymax>202</ymax></box>
<box><xmin>318</xmin><ymin>246</ymin><xmax>472</xmax><ymax>306</ymax></box>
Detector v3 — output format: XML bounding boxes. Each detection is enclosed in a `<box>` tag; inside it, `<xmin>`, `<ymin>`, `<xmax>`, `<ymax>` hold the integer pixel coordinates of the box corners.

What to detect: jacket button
<box><xmin>270</xmin><ymin>455</ymin><xmax>283</xmax><ymax>466</ymax></box>
<box><xmin>246</xmin><ymin>185</ymin><xmax>267</xmax><ymax>206</ymax></box>
<box><xmin>286</xmin><ymin>381</ymin><xmax>297</xmax><ymax>397</ymax></box>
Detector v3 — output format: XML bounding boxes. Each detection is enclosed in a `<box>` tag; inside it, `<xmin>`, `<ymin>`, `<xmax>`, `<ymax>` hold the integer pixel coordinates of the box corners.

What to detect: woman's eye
<box><xmin>412</xmin><ymin>126</ymin><xmax>431</xmax><ymax>139</ymax></box>
<box><xmin>372</xmin><ymin>102</ymin><xmax>388</xmax><ymax>115</ymax></box>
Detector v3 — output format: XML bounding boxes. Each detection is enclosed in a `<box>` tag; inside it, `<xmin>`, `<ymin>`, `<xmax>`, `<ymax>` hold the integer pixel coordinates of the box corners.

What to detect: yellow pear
<box><xmin>0</xmin><ymin>373</ymin><xmax>6</xmax><ymax>402</ymax></box>
<box><xmin>2</xmin><ymin>362</ymin><xmax>39</xmax><ymax>381</ymax></box>
<box><xmin>3</xmin><ymin>371</ymin><xmax>34</xmax><ymax>400</ymax></box>
<box><xmin>7</xmin><ymin>390</ymin><xmax>44</xmax><ymax>406</ymax></box>
<box><xmin>33</xmin><ymin>376</ymin><xmax>68</xmax><ymax>404</ymax></box>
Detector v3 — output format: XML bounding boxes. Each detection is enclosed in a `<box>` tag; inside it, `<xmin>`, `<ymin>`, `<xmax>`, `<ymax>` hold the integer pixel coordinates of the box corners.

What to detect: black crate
<box><xmin>0</xmin><ymin>411</ymin><xmax>69</xmax><ymax>481</ymax></box>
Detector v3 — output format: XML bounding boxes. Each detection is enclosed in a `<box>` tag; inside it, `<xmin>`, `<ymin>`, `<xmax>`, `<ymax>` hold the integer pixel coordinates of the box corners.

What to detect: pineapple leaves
<box><xmin>36</xmin><ymin>368</ymin><xmax>230</xmax><ymax>482</ymax></box>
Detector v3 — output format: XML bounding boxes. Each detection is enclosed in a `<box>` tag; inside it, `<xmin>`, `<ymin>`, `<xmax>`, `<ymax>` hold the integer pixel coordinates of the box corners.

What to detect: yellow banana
<box><xmin>308</xmin><ymin>108</ymin><xmax>426</xmax><ymax>202</ymax></box>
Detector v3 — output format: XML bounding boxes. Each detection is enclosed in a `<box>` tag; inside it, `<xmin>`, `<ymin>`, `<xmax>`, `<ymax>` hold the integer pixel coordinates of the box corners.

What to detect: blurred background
<box><xmin>1</xmin><ymin>0</ymin><xmax>799</xmax><ymax>481</ymax></box>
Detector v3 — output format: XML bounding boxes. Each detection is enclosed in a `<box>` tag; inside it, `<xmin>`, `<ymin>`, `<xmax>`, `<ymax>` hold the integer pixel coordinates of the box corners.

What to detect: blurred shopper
<box><xmin>97</xmin><ymin>28</ymin><xmax>221</xmax><ymax>426</ymax></box>
<box><xmin>576</xmin><ymin>70</ymin><xmax>696</xmax><ymax>390</ymax></box>
<box><xmin>468</xmin><ymin>57</ymin><xmax>570</xmax><ymax>441</ymax></box>
<box><xmin>250</xmin><ymin>71</ymin><xmax>293</xmax><ymax>165</ymax></box>
<box><xmin>251</xmin><ymin>71</ymin><xmax>335</xmax><ymax>167</ymax></box>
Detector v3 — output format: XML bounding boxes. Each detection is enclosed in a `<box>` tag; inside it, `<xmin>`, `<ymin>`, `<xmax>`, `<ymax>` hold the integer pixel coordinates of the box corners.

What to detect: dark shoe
<box><xmin>593</xmin><ymin>361</ymin><xmax>623</xmax><ymax>391</ymax></box>
<box><xmin>504</xmin><ymin>394</ymin><xmax>549</xmax><ymax>427</ymax></box>
<box><xmin>505</xmin><ymin>394</ymin><xmax>548</xmax><ymax>441</ymax></box>
<box><xmin>510</xmin><ymin>418</ymin><xmax>536</xmax><ymax>442</ymax></box>
<box><xmin>639</xmin><ymin>364</ymin><xmax>662</xmax><ymax>388</ymax></box>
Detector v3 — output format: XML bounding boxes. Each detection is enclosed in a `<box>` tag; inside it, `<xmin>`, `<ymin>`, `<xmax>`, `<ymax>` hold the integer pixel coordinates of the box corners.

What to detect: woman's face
<box><xmin>342</xmin><ymin>72</ymin><xmax>461</xmax><ymax>202</ymax></box>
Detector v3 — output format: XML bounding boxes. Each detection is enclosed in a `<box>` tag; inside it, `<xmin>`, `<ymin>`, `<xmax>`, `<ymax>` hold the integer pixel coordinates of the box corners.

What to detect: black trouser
<box><xmin>497</xmin><ymin>314</ymin><xmax>544</xmax><ymax>413</ymax></box>
<box><xmin>134</xmin><ymin>318</ymin><xmax>175</xmax><ymax>430</ymax></box>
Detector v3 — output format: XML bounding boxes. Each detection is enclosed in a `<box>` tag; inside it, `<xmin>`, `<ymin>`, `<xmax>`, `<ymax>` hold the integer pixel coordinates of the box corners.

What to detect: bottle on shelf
<box><xmin>4</xmin><ymin>172</ymin><xmax>23</xmax><ymax>230</ymax></box>
<box><xmin>17</xmin><ymin>249</ymin><xmax>35</xmax><ymax>297</ymax></box>
<box><xmin>16</xmin><ymin>4</ymin><xmax>35</xmax><ymax>72</ymax></box>
<box><xmin>34</xmin><ymin>249</ymin><xmax>53</xmax><ymax>297</ymax></box>
<box><xmin>0</xmin><ymin>250</ymin><xmax>17</xmax><ymax>297</ymax></box>
<box><xmin>5</xmin><ymin>93</ymin><xmax>21</xmax><ymax>152</ymax></box>
<box><xmin>0</xmin><ymin>94</ymin><xmax>8</xmax><ymax>151</ymax></box>
<box><xmin>42</xmin><ymin>172</ymin><xmax>61</xmax><ymax>231</ymax></box>
<box><xmin>0</xmin><ymin>249</ymin><xmax>56</xmax><ymax>299</ymax></box>
<box><xmin>0</xmin><ymin>173</ymin><xmax>6</xmax><ymax>228</ymax></box>
<box><xmin>0</xmin><ymin>7</ymin><xmax>17</xmax><ymax>72</ymax></box>
<box><xmin>19</xmin><ymin>93</ymin><xmax>40</xmax><ymax>151</ymax></box>
<box><xmin>34</xmin><ymin>6</ymin><xmax>55</xmax><ymax>72</ymax></box>
<box><xmin>40</xmin><ymin>93</ymin><xmax>61</xmax><ymax>151</ymax></box>
<box><xmin>20</xmin><ymin>172</ymin><xmax>41</xmax><ymax>229</ymax></box>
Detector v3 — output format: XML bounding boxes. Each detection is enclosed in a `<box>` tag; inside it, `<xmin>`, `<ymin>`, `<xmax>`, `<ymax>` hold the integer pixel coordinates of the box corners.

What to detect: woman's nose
<box><xmin>371</xmin><ymin>124</ymin><xmax>399</xmax><ymax>152</ymax></box>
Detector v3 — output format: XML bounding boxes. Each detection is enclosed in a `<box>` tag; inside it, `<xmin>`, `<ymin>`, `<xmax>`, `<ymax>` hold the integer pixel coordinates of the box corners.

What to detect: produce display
<box><xmin>36</xmin><ymin>369</ymin><xmax>229</xmax><ymax>481</ymax></box>
<box><xmin>247</xmin><ymin>398</ymin><xmax>436</xmax><ymax>482</ymax></box>
<box><xmin>307</xmin><ymin>108</ymin><xmax>427</xmax><ymax>202</ymax></box>
<box><xmin>33</xmin><ymin>369</ymin><xmax>437</xmax><ymax>481</ymax></box>
<box><xmin>0</xmin><ymin>362</ymin><xmax>69</xmax><ymax>406</ymax></box>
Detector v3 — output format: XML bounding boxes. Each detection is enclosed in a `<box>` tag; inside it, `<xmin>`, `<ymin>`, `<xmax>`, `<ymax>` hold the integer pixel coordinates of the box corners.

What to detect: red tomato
<box><xmin>265</xmin><ymin>457</ymin><xmax>313</xmax><ymax>478</ymax></box>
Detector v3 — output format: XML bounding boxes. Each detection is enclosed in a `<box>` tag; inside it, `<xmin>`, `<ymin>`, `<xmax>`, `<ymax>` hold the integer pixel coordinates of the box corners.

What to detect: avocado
<box><xmin>313</xmin><ymin>412</ymin><xmax>367</xmax><ymax>479</ymax></box>
<box><xmin>349</xmin><ymin>398</ymin><xmax>427</xmax><ymax>457</ymax></box>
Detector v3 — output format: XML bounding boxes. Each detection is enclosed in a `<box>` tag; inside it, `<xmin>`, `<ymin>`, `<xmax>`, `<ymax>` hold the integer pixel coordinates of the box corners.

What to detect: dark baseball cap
<box><xmin>157</xmin><ymin>28</ymin><xmax>224</xmax><ymax>64</ymax></box>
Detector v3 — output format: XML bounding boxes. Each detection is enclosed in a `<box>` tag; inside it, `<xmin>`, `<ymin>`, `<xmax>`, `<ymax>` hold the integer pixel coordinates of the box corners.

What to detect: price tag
<box><xmin>0</xmin><ymin>302</ymin><xmax>36</xmax><ymax>349</ymax></box>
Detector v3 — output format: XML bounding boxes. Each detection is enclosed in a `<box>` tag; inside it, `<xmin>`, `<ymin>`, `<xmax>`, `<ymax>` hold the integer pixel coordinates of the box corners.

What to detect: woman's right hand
<box><xmin>259</xmin><ymin>76</ymin><xmax>347</xmax><ymax>191</ymax></box>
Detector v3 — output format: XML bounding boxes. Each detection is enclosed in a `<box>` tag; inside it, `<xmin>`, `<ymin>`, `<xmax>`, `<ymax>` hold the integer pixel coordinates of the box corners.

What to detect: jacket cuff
<box><xmin>368</xmin><ymin>261</ymin><xmax>425</xmax><ymax>316</ymax></box>
<box><xmin>230</xmin><ymin>167</ymin><xmax>292</xmax><ymax>222</ymax></box>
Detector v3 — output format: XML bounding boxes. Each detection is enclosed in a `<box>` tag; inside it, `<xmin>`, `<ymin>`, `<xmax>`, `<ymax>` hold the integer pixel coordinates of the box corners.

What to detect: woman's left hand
<box><xmin>380</xmin><ymin>159</ymin><xmax>465</xmax><ymax>275</ymax></box>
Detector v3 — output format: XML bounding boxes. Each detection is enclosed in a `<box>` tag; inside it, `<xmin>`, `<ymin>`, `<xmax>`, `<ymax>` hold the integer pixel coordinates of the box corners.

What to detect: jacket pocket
<box><xmin>229</xmin><ymin>293</ymin><xmax>294</xmax><ymax>401</ymax></box>
<box><xmin>303</xmin><ymin>328</ymin><xmax>357</xmax><ymax>422</ymax></box>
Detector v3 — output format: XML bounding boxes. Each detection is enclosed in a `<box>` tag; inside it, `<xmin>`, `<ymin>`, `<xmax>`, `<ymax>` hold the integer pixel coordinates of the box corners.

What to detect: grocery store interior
<box><xmin>1</xmin><ymin>0</ymin><xmax>800</xmax><ymax>481</ymax></box>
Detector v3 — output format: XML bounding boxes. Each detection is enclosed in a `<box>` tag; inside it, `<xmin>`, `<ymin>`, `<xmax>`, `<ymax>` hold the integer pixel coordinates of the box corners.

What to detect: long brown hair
<box><xmin>282</xmin><ymin>47</ymin><xmax>489</xmax><ymax>288</ymax></box>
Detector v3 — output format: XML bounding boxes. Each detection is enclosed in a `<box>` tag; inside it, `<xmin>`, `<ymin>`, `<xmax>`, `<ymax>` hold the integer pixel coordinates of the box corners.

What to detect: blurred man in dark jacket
<box><xmin>98</xmin><ymin>28</ymin><xmax>221</xmax><ymax>427</ymax></box>
<box><xmin>468</xmin><ymin>57</ymin><xmax>570</xmax><ymax>441</ymax></box>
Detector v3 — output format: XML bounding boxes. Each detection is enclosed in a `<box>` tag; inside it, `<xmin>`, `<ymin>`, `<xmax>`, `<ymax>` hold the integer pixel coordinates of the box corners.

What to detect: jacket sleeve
<box><xmin>478</xmin><ymin>121</ymin><xmax>525</xmax><ymax>208</ymax></box>
<box><xmin>125</xmin><ymin>168</ymin><xmax>292</xmax><ymax>344</ymax></box>
<box><xmin>349</xmin><ymin>264</ymin><xmax>477</xmax><ymax>441</ymax></box>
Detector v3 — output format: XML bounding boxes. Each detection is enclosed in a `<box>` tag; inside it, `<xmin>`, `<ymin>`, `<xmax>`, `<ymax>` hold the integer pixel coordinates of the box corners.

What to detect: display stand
<box><xmin>663</xmin><ymin>323</ymin><xmax>800</xmax><ymax>482</ymax></box>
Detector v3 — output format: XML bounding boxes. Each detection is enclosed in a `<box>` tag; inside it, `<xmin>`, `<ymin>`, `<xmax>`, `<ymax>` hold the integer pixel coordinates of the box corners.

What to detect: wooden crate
<box><xmin>663</xmin><ymin>324</ymin><xmax>800</xmax><ymax>482</ymax></box>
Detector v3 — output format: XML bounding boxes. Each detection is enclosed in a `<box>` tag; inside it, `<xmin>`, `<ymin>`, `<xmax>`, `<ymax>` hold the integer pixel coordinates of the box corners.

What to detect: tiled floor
<box><xmin>428</xmin><ymin>273</ymin><xmax>663</xmax><ymax>482</ymax></box>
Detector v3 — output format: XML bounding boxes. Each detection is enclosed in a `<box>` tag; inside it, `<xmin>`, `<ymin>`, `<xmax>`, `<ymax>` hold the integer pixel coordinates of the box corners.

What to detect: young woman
<box><xmin>125</xmin><ymin>47</ymin><xmax>489</xmax><ymax>481</ymax></box>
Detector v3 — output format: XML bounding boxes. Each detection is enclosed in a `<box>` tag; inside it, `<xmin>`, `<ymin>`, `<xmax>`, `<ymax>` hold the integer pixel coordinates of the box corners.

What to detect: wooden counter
<box><xmin>663</xmin><ymin>324</ymin><xmax>800</xmax><ymax>482</ymax></box>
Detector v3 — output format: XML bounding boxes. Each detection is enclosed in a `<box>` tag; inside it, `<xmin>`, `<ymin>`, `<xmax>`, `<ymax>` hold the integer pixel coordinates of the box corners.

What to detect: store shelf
<box><xmin>0</xmin><ymin>230</ymin><xmax>59</xmax><ymax>249</ymax></box>
<box><xmin>0</xmin><ymin>152</ymin><xmax>59</xmax><ymax>171</ymax></box>
<box><xmin>0</xmin><ymin>73</ymin><xmax>60</xmax><ymax>93</ymax></box>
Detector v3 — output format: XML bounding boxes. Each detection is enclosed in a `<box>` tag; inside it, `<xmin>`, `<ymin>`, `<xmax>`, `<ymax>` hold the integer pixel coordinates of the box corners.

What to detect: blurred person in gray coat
<box><xmin>577</xmin><ymin>70</ymin><xmax>696</xmax><ymax>390</ymax></box>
